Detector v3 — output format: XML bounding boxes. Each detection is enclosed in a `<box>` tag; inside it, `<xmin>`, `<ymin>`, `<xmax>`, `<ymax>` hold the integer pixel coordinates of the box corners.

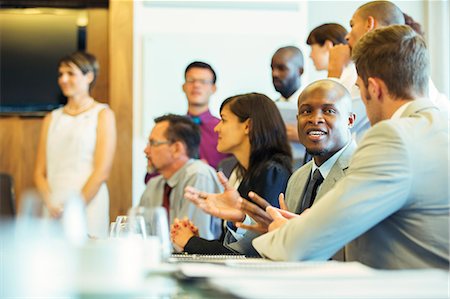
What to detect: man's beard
<box><xmin>306</xmin><ymin>148</ymin><xmax>327</xmax><ymax>157</ymax></box>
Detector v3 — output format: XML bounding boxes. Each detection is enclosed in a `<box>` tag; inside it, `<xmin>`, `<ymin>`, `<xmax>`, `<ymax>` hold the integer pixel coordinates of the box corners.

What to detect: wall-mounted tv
<box><xmin>0</xmin><ymin>8</ymin><xmax>86</xmax><ymax>115</ymax></box>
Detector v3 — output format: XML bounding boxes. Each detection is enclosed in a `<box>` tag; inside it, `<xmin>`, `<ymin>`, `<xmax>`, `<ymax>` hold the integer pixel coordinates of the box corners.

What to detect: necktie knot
<box><xmin>191</xmin><ymin>116</ymin><xmax>202</xmax><ymax>125</ymax></box>
<box><xmin>312</xmin><ymin>169</ymin><xmax>324</xmax><ymax>183</ymax></box>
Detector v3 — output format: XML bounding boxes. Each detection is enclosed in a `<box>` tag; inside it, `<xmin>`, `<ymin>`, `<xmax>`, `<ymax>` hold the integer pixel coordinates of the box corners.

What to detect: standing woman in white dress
<box><xmin>34</xmin><ymin>51</ymin><xmax>116</xmax><ymax>238</ymax></box>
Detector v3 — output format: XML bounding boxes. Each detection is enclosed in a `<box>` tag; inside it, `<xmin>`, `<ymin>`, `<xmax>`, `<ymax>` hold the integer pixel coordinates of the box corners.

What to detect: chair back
<box><xmin>0</xmin><ymin>173</ymin><xmax>15</xmax><ymax>217</ymax></box>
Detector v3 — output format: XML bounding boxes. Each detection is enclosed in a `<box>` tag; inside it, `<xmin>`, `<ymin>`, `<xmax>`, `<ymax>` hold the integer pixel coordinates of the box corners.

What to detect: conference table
<box><xmin>3</xmin><ymin>226</ymin><xmax>449</xmax><ymax>299</ymax></box>
<box><xmin>78</xmin><ymin>255</ymin><xmax>449</xmax><ymax>299</ymax></box>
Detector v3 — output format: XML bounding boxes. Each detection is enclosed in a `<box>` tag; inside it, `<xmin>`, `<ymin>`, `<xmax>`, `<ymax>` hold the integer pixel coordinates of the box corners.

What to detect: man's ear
<box><xmin>324</xmin><ymin>40</ymin><xmax>334</xmax><ymax>50</ymax></box>
<box><xmin>171</xmin><ymin>140</ymin><xmax>185</xmax><ymax>158</ymax></box>
<box><xmin>366</xmin><ymin>16</ymin><xmax>376</xmax><ymax>31</ymax></box>
<box><xmin>368</xmin><ymin>77</ymin><xmax>389</xmax><ymax>103</ymax></box>
<box><xmin>211</xmin><ymin>83</ymin><xmax>217</xmax><ymax>94</ymax></box>
<box><xmin>347</xmin><ymin>113</ymin><xmax>356</xmax><ymax>128</ymax></box>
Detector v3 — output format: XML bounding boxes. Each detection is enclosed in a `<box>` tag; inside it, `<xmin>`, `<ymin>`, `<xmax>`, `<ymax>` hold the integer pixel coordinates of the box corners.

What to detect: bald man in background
<box><xmin>328</xmin><ymin>0</ymin><xmax>448</xmax><ymax>131</ymax></box>
<box><xmin>271</xmin><ymin>46</ymin><xmax>309</xmax><ymax>168</ymax></box>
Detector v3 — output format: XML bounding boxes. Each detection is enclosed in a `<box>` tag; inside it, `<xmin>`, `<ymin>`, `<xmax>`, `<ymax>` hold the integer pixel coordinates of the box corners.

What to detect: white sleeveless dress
<box><xmin>46</xmin><ymin>103</ymin><xmax>110</xmax><ymax>238</ymax></box>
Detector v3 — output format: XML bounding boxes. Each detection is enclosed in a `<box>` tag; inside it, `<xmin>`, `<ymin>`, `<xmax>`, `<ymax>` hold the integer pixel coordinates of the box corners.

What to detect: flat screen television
<box><xmin>0</xmin><ymin>8</ymin><xmax>86</xmax><ymax>115</ymax></box>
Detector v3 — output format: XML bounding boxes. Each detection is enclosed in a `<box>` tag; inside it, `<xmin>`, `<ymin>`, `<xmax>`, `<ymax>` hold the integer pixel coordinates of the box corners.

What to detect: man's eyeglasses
<box><xmin>185</xmin><ymin>78</ymin><xmax>213</xmax><ymax>85</ymax></box>
<box><xmin>147</xmin><ymin>140</ymin><xmax>172</xmax><ymax>147</ymax></box>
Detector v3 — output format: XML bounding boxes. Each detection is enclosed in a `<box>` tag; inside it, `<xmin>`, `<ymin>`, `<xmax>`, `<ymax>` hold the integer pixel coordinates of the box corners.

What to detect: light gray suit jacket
<box><xmin>284</xmin><ymin>140</ymin><xmax>357</xmax><ymax>261</ymax></box>
<box><xmin>223</xmin><ymin>140</ymin><xmax>357</xmax><ymax>257</ymax></box>
<box><xmin>253</xmin><ymin>99</ymin><xmax>449</xmax><ymax>269</ymax></box>
<box><xmin>285</xmin><ymin>140</ymin><xmax>357</xmax><ymax>214</ymax></box>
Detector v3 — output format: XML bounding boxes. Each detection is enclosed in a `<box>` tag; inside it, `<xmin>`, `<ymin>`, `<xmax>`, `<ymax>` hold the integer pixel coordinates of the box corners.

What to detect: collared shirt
<box><xmin>428</xmin><ymin>78</ymin><xmax>450</xmax><ymax>115</ymax></box>
<box><xmin>187</xmin><ymin>109</ymin><xmax>230</xmax><ymax>169</ymax></box>
<box><xmin>139</xmin><ymin>159</ymin><xmax>223</xmax><ymax>240</ymax></box>
<box><xmin>328</xmin><ymin>63</ymin><xmax>359</xmax><ymax>98</ymax></box>
<box><xmin>276</xmin><ymin>87</ymin><xmax>307</xmax><ymax>162</ymax></box>
<box><xmin>311</xmin><ymin>139</ymin><xmax>352</xmax><ymax>193</ymax></box>
<box><xmin>391</xmin><ymin>101</ymin><xmax>415</xmax><ymax>120</ymax></box>
<box><xmin>277</xmin><ymin>86</ymin><xmax>302</xmax><ymax>104</ymax></box>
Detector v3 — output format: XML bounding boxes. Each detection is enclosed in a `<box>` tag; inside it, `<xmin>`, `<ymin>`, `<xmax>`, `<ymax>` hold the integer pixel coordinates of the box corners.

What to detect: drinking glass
<box><xmin>109</xmin><ymin>222</ymin><xmax>117</xmax><ymax>238</ymax></box>
<box><xmin>128</xmin><ymin>207</ymin><xmax>172</xmax><ymax>261</ymax></box>
<box><xmin>111</xmin><ymin>215</ymin><xmax>146</xmax><ymax>239</ymax></box>
<box><xmin>109</xmin><ymin>215</ymin><xmax>127</xmax><ymax>238</ymax></box>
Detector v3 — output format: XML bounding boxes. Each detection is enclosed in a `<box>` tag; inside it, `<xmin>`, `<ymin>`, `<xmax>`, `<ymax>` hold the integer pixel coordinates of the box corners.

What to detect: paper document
<box><xmin>177</xmin><ymin>261</ymin><xmax>374</xmax><ymax>280</ymax></box>
<box><xmin>209</xmin><ymin>268</ymin><xmax>449</xmax><ymax>299</ymax></box>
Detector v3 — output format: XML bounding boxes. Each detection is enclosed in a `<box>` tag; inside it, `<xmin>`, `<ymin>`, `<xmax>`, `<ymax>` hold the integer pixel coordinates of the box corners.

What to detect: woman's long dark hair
<box><xmin>219</xmin><ymin>93</ymin><xmax>292</xmax><ymax>181</ymax></box>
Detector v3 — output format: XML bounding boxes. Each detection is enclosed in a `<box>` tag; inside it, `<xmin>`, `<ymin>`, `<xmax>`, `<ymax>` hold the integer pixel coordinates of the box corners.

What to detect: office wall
<box><xmin>132</xmin><ymin>1</ymin><xmax>309</xmax><ymax>203</ymax></box>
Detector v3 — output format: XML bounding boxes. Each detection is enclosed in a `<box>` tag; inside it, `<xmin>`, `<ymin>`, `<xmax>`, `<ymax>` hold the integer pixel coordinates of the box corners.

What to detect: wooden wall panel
<box><xmin>87</xmin><ymin>8</ymin><xmax>109</xmax><ymax>103</ymax></box>
<box><xmin>108</xmin><ymin>0</ymin><xmax>133</xmax><ymax>220</ymax></box>
<box><xmin>0</xmin><ymin>116</ymin><xmax>43</xmax><ymax>210</ymax></box>
<box><xmin>0</xmin><ymin>117</ymin><xmax>21</xmax><ymax>207</ymax></box>
<box><xmin>18</xmin><ymin>118</ymin><xmax>43</xmax><ymax>195</ymax></box>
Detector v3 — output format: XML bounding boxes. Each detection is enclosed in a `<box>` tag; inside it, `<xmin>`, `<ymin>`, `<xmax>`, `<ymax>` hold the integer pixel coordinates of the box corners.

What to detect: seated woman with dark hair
<box><xmin>170</xmin><ymin>92</ymin><xmax>292</xmax><ymax>256</ymax></box>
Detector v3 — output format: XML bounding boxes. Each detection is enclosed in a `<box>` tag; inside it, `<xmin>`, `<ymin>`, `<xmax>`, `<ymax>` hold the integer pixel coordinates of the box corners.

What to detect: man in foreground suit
<box><xmin>253</xmin><ymin>25</ymin><xmax>449</xmax><ymax>269</ymax></box>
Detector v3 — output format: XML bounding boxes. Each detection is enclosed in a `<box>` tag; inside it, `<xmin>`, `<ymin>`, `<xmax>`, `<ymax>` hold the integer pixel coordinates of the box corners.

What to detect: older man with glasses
<box><xmin>139</xmin><ymin>114</ymin><xmax>223</xmax><ymax>240</ymax></box>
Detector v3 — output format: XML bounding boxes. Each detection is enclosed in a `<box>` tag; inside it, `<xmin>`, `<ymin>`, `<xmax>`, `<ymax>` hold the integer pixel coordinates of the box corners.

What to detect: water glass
<box><xmin>128</xmin><ymin>206</ymin><xmax>172</xmax><ymax>261</ymax></box>
<box><xmin>110</xmin><ymin>215</ymin><xmax>146</xmax><ymax>239</ymax></box>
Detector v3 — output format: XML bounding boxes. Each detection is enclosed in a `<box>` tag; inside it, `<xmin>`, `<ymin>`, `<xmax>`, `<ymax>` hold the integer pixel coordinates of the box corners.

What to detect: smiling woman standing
<box><xmin>34</xmin><ymin>51</ymin><xmax>116</xmax><ymax>238</ymax></box>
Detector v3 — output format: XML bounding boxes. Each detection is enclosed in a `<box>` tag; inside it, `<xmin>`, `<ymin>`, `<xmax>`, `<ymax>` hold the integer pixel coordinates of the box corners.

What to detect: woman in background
<box><xmin>306</xmin><ymin>23</ymin><xmax>358</xmax><ymax>96</ymax></box>
<box><xmin>307</xmin><ymin>23</ymin><xmax>371</xmax><ymax>143</ymax></box>
<box><xmin>34</xmin><ymin>51</ymin><xmax>116</xmax><ymax>238</ymax></box>
<box><xmin>171</xmin><ymin>93</ymin><xmax>292</xmax><ymax>256</ymax></box>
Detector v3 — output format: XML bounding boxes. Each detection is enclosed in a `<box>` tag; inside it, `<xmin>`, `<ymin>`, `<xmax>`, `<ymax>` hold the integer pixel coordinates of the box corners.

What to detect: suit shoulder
<box><xmin>334</xmin><ymin>141</ymin><xmax>357</xmax><ymax>171</ymax></box>
<box><xmin>359</xmin><ymin>119</ymin><xmax>406</xmax><ymax>147</ymax></box>
<box><xmin>288</xmin><ymin>162</ymin><xmax>311</xmax><ymax>184</ymax></box>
